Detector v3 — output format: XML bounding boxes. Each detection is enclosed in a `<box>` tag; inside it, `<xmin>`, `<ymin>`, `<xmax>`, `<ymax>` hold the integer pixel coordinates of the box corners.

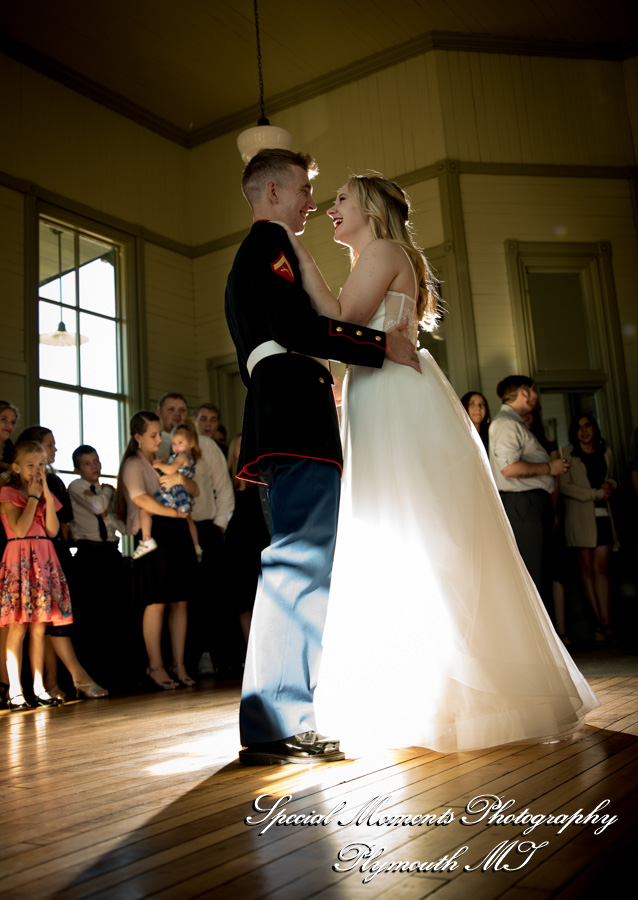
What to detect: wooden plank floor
<box><xmin>0</xmin><ymin>676</ymin><xmax>635</xmax><ymax>899</ymax></box>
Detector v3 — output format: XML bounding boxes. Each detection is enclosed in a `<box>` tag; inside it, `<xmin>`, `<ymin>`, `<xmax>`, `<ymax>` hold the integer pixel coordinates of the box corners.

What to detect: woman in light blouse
<box><xmin>117</xmin><ymin>411</ymin><xmax>198</xmax><ymax>689</ymax></box>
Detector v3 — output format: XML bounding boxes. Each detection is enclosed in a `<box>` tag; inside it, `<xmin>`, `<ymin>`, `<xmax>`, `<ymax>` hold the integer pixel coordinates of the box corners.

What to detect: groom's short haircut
<box><xmin>496</xmin><ymin>375</ymin><xmax>534</xmax><ymax>404</ymax></box>
<box><xmin>242</xmin><ymin>148</ymin><xmax>318</xmax><ymax>207</ymax></box>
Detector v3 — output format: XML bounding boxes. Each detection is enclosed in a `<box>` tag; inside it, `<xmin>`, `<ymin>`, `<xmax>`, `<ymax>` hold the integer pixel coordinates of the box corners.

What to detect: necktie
<box><xmin>90</xmin><ymin>485</ymin><xmax>108</xmax><ymax>541</ymax></box>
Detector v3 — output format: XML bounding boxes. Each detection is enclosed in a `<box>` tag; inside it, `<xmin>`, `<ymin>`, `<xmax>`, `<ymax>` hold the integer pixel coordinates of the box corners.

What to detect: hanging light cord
<box><xmin>253</xmin><ymin>0</ymin><xmax>268</xmax><ymax>125</ymax></box>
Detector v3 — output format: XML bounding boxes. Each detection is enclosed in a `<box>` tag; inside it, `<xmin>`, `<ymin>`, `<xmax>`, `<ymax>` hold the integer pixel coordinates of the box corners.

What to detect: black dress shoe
<box><xmin>239</xmin><ymin>731</ymin><xmax>345</xmax><ymax>766</ymax></box>
<box><xmin>34</xmin><ymin>691</ymin><xmax>63</xmax><ymax>708</ymax></box>
<box><xmin>7</xmin><ymin>694</ymin><xmax>31</xmax><ymax>712</ymax></box>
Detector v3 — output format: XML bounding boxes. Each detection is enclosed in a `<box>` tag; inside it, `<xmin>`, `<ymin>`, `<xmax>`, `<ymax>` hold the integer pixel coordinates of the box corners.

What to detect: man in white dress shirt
<box><xmin>489</xmin><ymin>375</ymin><xmax>570</xmax><ymax>614</ymax></box>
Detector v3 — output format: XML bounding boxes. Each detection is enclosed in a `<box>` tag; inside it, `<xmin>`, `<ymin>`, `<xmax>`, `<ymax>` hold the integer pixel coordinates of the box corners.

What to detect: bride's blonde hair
<box><xmin>347</xmin><ymin>173</ymin><xmax>439</xmax><ymax>331</ymax></box>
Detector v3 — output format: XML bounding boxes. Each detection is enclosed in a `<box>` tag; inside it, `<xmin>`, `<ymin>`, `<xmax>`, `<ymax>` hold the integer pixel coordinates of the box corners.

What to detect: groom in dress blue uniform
<box><xmin>225</xmin><ymin>149</ymin><xmax>419</xmax><ymax>765</ymax></box>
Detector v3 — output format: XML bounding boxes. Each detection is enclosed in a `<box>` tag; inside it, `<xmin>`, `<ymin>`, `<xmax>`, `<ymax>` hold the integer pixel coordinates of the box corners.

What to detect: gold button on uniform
<box><xmin>356</xmin><ymin>330</ymin><xmax>362</xmax><ymax>336</ymax></box>
<box><xmin>375</xmin><ymin>335</ymin><xmax>382</xmax><ymax>341</ymax></box>
<box><xmin>336</xmin><ymin>326</ymin><xmax>343</xmax><ymax>332</ymax></box>
<box><xmin>319</xmin><ymin>377</ymin><xmax>325</xmax><ymax>384</ymax></box>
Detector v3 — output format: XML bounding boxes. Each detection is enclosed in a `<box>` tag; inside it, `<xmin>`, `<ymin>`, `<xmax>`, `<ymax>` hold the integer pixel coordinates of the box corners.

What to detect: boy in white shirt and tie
<box><xmin>68</xmin><ymin>445</ymin><xmax>127</xmax><ymax>689</ymax></box>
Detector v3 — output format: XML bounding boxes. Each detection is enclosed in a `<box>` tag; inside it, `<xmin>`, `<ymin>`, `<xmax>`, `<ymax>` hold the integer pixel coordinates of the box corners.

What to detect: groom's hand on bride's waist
<box><xmin>386</xmin><ymin>317</ymin><xmax>420</xmax><ymax>371</ymax></box>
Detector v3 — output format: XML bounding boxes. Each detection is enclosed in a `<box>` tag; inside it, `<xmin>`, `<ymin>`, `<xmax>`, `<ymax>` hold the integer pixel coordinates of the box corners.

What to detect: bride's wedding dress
<box><xmin>314</xmin><ymin>278</ymin><xmax>598</xmax><ymax>752</ymax></box>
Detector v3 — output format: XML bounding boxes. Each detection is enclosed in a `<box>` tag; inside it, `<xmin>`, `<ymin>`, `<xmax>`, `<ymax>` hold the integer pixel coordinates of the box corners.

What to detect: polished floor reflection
<box><xmin>0</xmin><ymin>676</ymin><xmax>635</xmax><ymax>899</ymax></box>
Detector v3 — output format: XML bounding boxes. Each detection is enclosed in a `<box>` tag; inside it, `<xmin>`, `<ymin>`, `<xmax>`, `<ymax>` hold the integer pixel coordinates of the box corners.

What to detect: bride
<box><xmin>281</xmin><ymin>172</ymin><xmax>598</xmax><ymax>753</ymax></box>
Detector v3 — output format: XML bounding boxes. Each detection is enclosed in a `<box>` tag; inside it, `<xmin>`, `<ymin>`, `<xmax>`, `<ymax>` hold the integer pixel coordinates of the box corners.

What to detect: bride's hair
<box><xmin>347</xmin><ymin>173</ymin><xmax>440</xmax><ymax>331</ymax></box>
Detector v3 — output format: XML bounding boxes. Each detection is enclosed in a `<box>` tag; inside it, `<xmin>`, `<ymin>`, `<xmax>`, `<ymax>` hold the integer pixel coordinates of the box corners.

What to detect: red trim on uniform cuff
<box><xmin>239</xmin><ymin>452</ymin><xmax>343</xmax><ymax>484</ymax></box>
<box><xmin>328</xmin><ymin>321</ymin><xmax>386</xmax><ymax>350</ymax></box>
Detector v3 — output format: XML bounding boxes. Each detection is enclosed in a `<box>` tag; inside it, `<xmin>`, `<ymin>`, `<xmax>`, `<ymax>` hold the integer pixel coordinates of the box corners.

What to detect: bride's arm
<box><xmin>276</xmin><ymin>225</ymin><xmax>399</xmax><ymax>325</ymax></box>
<box><xmin>275</xmin><ymin>224</ymin><xmax>342</xmax><ymax>318</ymax></box>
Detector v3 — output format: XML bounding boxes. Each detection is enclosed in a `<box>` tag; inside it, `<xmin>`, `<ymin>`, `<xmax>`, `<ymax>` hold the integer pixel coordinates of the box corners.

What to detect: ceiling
<box><xmin>1</xmin><ymin>0</ymin><xmax>636</xmax><ymax>146</ymax></box>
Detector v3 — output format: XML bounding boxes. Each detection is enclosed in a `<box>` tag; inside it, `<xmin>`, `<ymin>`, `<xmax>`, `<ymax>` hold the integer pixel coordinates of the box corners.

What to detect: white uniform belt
<box><xmin>246</xmin><ymin>340</ymin><xmax>330</xmax><ymax>377</ymax></box>
<box><xmin>246</xmin><ymin>340</ymin><xmax>287</xmax><ymax>377</ymax></box>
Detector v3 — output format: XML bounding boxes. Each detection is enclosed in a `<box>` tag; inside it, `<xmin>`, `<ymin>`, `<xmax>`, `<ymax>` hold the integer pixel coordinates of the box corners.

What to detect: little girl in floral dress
<box><xmin>133</xmin><ymin>421</ymin><xmax>202</xmax><ymax>560</ymax></box>
<box><xmin>0</xmin><ymin>440</ymin><xmax>73</xmax><ymax>710</ymax></box>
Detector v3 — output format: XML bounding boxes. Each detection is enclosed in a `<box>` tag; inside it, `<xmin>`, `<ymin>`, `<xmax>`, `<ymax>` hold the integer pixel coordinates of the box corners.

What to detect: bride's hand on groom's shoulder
<box><xmin>386</xmin><ymin>318</ymin><xmax>420</xmax><ymax>371</ymax></box>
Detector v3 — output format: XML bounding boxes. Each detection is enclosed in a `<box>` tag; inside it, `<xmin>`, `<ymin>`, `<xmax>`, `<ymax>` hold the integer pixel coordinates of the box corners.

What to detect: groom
<box><xmin>225</xmin><ymin>148</ymin><xmax>418</xmax><ymax>765</ymax></box>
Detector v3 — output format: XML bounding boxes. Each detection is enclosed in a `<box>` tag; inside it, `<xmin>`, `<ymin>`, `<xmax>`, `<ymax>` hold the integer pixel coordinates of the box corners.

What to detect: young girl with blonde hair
<box><xmin>0</xmin><ymin>441</ymin><xmax>72</xmax><ymax>709</ymax></box>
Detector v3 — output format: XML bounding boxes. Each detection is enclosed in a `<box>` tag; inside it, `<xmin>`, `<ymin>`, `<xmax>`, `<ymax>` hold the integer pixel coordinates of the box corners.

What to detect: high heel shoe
<box><xmin>170</xmin><ymin>663</ymin><xmax>196</xmax><ymax>687</ymax></box>
<box><xmin>74</xmin><ymin>681</ymin><xmax>108</xmax><ymax>699</ymax></box>
<box><xmin>7</xmin><ymin>693</ymin><xmax>31</xmax><ymax>712</ymax></box>
<box><xmin>47</xmin><ymin>684</ymin><xmax>66</xmax><ymax>701</ymax></box>
<box><xmin>35</xmin><ymin>690</ymin><xmax>63</xmax><ymax>708</ymax></box>
<box><xmin>146</xmin><ymin>666</ymin><xmax>179</xmax><ymax>691</ymax></box>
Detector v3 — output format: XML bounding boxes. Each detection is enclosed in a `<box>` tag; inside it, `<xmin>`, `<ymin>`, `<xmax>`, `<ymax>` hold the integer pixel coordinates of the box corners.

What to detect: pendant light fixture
<box><xmin>237</xmin><ymin>0</ymin><xmax>292</xmax><ymax>164</ymax></box>
<box><xmin>39</xmin><ymin>228</ymin><xmax>88</xmax><ymax>347</ymax></box>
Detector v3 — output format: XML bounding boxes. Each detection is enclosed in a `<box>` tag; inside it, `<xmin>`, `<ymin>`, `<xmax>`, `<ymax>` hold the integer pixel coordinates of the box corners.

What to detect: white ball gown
<box><xmin>314</xmin><ymin>286</ymin><xmax>598</xmax><ymax>753</ymax></box>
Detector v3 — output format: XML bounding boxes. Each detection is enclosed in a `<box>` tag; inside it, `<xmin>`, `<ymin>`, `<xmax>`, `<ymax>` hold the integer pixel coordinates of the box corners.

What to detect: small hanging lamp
<box><xmin>237</xmin><ymin>0</ymin><xmax>292</xmax><ymax>164</ymax></box>
<box><xmin>39</xmin><ymin>229</ymin><xmax>88</xmax><ymax>347</ymax></box>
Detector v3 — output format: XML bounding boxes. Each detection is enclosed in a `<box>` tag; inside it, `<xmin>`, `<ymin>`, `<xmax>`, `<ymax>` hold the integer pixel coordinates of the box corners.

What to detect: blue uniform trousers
<box><xmin>239</xmin><ymin>457</ymin><xmax>340</xmax><ymax>745</ymax></box>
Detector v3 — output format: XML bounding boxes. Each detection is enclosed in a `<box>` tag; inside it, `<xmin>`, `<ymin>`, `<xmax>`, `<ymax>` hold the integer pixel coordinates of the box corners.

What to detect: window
<box><xmin>37</xmin><ymin>215</ymin><xmax>129</xmax><ymax>483</ymax></box>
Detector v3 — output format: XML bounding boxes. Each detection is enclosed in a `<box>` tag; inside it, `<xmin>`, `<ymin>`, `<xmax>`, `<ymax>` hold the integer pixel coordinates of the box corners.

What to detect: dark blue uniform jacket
<box><xmin>225</xmin><ymin>221</ymin><xmax>386</xmax><ymax>482</ymax></box>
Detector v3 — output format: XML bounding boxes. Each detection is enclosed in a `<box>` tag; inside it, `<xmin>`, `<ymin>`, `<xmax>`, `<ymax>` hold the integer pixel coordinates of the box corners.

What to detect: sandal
<box><xmin>170</xmin><ymin>663</ymin><xmax>196</xmax><ymax>687</ymax></box>
<box><xmin>74</xmin><ymin>681</ymin><xmax>109</xmax><ymax>699</ymax></box>
<box><xmin>146</xmin><ymin>666</ymin><xmax>179</xmax><ymax>691</ymax></box>
<box><xmin>46</xmin><ymin>684</ymin><xmax>67</xmax><ymax>701</ymax></box>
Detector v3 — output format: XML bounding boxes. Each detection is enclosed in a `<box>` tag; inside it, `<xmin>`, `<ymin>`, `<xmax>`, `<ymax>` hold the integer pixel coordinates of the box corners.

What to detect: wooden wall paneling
<box><xmin>380</xmin><ymin>68</ymin><xmax>404</xmax><ymax>174</ymax></box>
<box><xmin>499</xmin><ymin>54</ymin><xmax>524</xmax><ymax>163</ymax></box>
<box><xmin>434</xmin><ymin>51</ymin><xmax>456</xmax><ymax>158</ymax></box>
<box><xmin>444</xmin><ymin>52</ymin><xmax>472</xmax><ymax>162</ymax></box>
<box><xmin>479</xmin><ymin>54</ymin><xmax>506</xmax><ymax>163</ymax></box>
<box><xmin>595</xmin><ymin>242</ymin><xmax>635</xmax><ymax>465</ymax></box>
<box><xmin>438</xmin><ymin>53</ymin><xmax>635</xmax><ymax>169</ymax></box>
<box><xmin>508</xmin><ymin>55</ymin><xmax>532</xmax><ymax>164</ymax></box>
<box><xmin>437</xmin><ymin>161</ymin><xmax>481</xmax><ymax>393</ymax></box>
<box><xmin>488</xmin><ymin>55</ymin><xmax>511</xmax><ymax>163</ymax></box>
<box><xmin>408</xmin><ymin>177</ymin><xmax>445</xmax><ymax>250</ymax></box>
<box><xmin>562</xmin><ymin>58</ymin><xmax>585</xmax><ymax>164</ymax></box>
<box><xmin>395</xmin><ymin>59</ymin><xmax>417</xmax><ymax>174</ymax></box>
<box><xmin>144</xmin><ymin>243</ymin><xmax>198</xmax><ymax>407</ymax></box>
<box><xmin>0</xmin><ymin>184</ymin><xmax>26</xmax><ymax>412</ymax></box>
<box><xmin>623</xmin><ymin>57</ymin><xmax>638</xmax><ymax>162</ymax></box>
<box><xmin>0</xmin><ymin>56</ymin><xmax>191</xmax><ymax>246</ymax></box>
<box><xmin>129</xmin><ymin>233</ymin><xmax>149</xmax><ymax>413</ymax></box>
<box><xmin>193</xmin><ymin>243</ymin><xmax>240</xmax><ymax>403</ymax></box>
<box><xmin>22</xmin><ymin>192</ymin><xmax>38</xmax><ymax>424</ymax></box>
<box><xmin>421</xmin><ymin>53</ymin><xmax>447</xmax><ymax>166</ymax></box>
<box><xmin>467</xmin><ymin>53</ymin><xmax>489</xmax><ymax>161</ymax></box>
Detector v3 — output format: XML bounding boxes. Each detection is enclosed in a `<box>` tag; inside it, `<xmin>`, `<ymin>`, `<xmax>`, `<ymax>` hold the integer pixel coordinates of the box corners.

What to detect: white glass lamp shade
<box><xmin>39</xmin><ymin>321</ymin><xmax>89</xmax><ymax>346</ymax></box>
<box><xmin>237</xmin><ymin>124</ymin><xmax>292</xmax><ymax>164</ymax></box>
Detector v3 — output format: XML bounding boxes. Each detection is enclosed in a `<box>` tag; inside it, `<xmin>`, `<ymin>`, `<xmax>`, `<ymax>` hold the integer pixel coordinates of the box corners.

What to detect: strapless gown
<box><xmin>314</xmin><ymin>290</ymin><xmax>598</xmax><ymax>752</ymax></box>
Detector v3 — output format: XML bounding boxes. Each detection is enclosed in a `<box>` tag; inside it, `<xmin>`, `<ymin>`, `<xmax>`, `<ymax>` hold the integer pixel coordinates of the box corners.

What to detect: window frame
<box><xmin>25</xmin><ymin>199</ymin><xmax>146</xmax><ymax>472</ymax></box>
